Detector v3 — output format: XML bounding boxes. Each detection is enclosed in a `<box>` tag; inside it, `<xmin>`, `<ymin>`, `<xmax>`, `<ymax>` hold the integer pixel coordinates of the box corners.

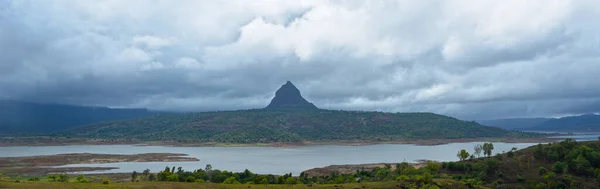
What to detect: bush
<box><xmin>185</xmin><ymin>176</ymin><xmax>196</xmax><ymax>182</ymax></box>
<box><xmin>195</xmin><ymin>179</ymin><xmax>205</xmax><ymax>183</ymax></box>
<box><xmin>552</xmin><ymin>161</ymin><xmax>567</xmax><ymax>173</ymax></box>
<box><xmin>396</xmin><ymin>175</ymin><xmax>410</xmax><ymax>181</ymax></box>
<box><xmin>517</xmin><ymin>174</ymin><xmax>525</xmax><ymax>182</ymax></box>
<box><xmin>539</xmin><ymin>167</ymin><xmax>548</xmax><ymax>175</ymax></box>
<box><xmin>222</xmin><ymin>177</ymin><xmax>240</xmax><ymax>184</ymax></box>
<box><xmin>27</xmin><ymin>177</ymin><xmax>40</xmax><ymax>181</ymax></box>
<box><xmin>76</xmin><ymin>174</ymin><xmax>89</xmax><ymax>183</ymax></box>
<box><xmin>166</xmin><ymin>174</ymin><xmax>179</xmax><ymax>182</ymax></box>
<box><xmin>284</xmin><ymin>177</ymin><xmax>298</xmax><ymax>184</ymax></box>
<box><xmin>57</xmin><ymin>174</ymin><xmax>69</xmax><ymax>182</ymax></box>
<box><xmin>47</xmin><ymin>174</ymin><xmax>57</xmax><ymax>182</ymax></box>
<box><xmin>101</xmin><ymin>176</ymin><xmax>110</xmax><ymax>185</ymax></box>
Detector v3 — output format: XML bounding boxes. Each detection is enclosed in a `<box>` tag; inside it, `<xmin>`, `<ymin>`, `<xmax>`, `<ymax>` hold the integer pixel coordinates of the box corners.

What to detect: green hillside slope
<box><xmin>70</xmin><ymin>109</ymin><xmax>533</xmax><ymax>143</ymax></box>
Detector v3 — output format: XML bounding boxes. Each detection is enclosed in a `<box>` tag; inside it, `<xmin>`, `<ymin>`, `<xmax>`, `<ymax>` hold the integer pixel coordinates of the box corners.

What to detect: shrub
<box><xmin>76</xmin><ymin>174</ymin><xmax>89</xmax><ymax>183</ymax></box>
<box><xmin>222</xmin><ymin>177</ymin><xmax>240</xmax><ymax>184</ymax></box>
<box><xmin>27</xmin><ymin>177</ymin><xmax>40</xmax><ymax>181</ymax></box>
<box><xmin>284</xmin><ymin>177</ymin><xmax>298</xmax><ymax>184</ymax></box>
<box><xmin>57</xmin><ymin>174</ymin><xmax>69</xmax><ymax>182</ymax></box>
<box><xmin>396</xmin><ymin>175</ymin><xmax>410</xmax><ymax>181</ymax></box>
<box><xmin>552</xmin><ymin>161</ymin><xmax>567</xmax><ymax>173</ymax></box>
<box><xmin>185</xmin><ymin>176</ymin><xmax>195</xmax><ymax>182</ymax></box>
<box><xmin>539</xmin><ymin>167</ymin><xmax>548</xmax><ymax>175</ymax></box>
<box><xmin>47</xmin><ymin>174</ymin><xmax>58</xmax><ymax>182</ymax></box>
<box><xmin>101</xmin><ymin>176</ymin><xmax>110</xmax><ymax>185</ymax></box>
<box><xmin>517</xmin><ymin>174</ymin><xmax>525</xmax><ymax>182</ymax></box>
<box><xmin>166</xmin><ymin>174</ymin><xmax>179</xmax><ymax>182</ymax></box>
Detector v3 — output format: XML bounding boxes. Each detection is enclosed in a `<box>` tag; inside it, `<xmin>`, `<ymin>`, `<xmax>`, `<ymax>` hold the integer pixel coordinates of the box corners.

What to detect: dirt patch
<box><xmin>0</xmin><ymin>153</ymin><xmax>198</xmax><ymax>176</ymax></box>
<box><xmin>302</xmin><ymin>161</ymin><xmax>428</xmax><ymax>177</ymax></box>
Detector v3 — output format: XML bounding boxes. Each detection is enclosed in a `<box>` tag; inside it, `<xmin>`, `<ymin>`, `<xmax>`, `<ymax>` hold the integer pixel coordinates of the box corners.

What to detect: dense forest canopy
<box><xmin>70</xmin><ymin>109</ymin><xmax>536</xmax><ymax>142</ymax></box>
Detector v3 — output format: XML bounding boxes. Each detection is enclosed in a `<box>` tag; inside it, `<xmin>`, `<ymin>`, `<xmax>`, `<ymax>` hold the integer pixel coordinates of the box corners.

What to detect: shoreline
<box><xmin>0</xmin><ymin>136</ymin><xmax>566</xmax><ymax>147</ymax></box>
<box><xmin>0</xmin><ymin>153</ymin><xmax>198</xmax><ymax>176</ymax></box>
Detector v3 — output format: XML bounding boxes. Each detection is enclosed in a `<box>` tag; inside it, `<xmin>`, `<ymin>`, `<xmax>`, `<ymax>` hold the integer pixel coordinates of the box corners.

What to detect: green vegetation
<box><xmin>71</xmin><ymin>109</ymin><xmax>536</xmax><ymax>143</ymax></box>
<box><xmin>441</xmin><ymin>140</ymin><xmax>600</xmax><ymax>188</ymax></box>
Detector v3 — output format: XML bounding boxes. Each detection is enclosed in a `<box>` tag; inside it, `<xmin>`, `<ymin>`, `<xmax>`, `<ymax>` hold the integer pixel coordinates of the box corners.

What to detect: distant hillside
<box><xmin>0</xmin><ymin>100</ymin><xmax>160</xmax><ymax>134</ymax></box>
<box><xmin>479</xmin><ymin>114</ymin><xmax>600</xmax><ymax>132</ymax></box>
<box><xmin>70</xmin><ymin>109</ymin><xmax>532</xmax><ymax>142</ymax></box>
<box><xmin>526</xmin><ymin>114</ymin><xmax>600</xmax><ymax>131</ymax></box>
<box><xmin>477</xmin><ymin>118</ymin><xmax>552</xmax><ymax>130</ymax></box>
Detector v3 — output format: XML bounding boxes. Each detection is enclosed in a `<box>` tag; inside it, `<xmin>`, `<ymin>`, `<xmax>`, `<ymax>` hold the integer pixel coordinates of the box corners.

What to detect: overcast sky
<box><xmin>1</xmin><ymin>0</ymin><xmax>600</xmax><ymax>119</ymax></box>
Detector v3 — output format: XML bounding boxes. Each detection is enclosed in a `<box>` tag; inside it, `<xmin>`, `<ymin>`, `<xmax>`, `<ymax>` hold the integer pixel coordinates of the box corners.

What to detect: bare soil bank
<box><xmin>0</xmin><ymin>136</ymin><xmax>560</xmax><ymax>147</ymax></box>
<box><xmin>0</xmin><ymin>153</ymin><xmax>198</xmax><ymax>176</ymax></box>
<box><xmin>302</xmin><ymin>161</ymin><xmax>429</xmax><ymax>177</ymax></box>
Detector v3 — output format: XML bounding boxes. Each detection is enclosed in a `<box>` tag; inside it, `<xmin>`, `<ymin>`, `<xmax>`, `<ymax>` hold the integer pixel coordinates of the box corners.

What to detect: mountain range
<box><xmin>0</xmin><ymin>100</ymin><xmax>159</xmax><ymax>134</ymax></box>
<box><xmin>477</xmin><ymin>114</ymin><xmax>600</xmax><ymax>132</ymax></box>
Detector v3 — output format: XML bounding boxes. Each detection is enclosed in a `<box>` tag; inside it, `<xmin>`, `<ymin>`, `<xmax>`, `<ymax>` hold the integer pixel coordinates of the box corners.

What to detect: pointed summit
<box><xmin>266</xmin><ymin>81</ymin><xmax>318</xmax><ymax>110</ymax></box>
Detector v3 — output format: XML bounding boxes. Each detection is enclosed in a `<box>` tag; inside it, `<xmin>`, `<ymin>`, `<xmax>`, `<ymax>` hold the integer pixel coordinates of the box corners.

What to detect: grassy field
<box><xmin>0</xmin><ymin>181</ymin><xmax>404</xmax><ymax>189</ymax></box>
<box><xmin>0</xmin><ymin>179</ymin><xmax>485</xmax><ymax>189</ymax></box>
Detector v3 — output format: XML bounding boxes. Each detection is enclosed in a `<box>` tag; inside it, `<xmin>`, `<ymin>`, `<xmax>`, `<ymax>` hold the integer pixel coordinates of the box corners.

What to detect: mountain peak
<box><xmin>265</xmin><ymin>81</ymin><xmax>318</xmax><ymax>110</ymax></box>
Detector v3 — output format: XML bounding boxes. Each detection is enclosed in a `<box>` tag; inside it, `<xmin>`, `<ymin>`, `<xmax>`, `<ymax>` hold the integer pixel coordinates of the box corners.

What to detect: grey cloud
<box><xmin>1</xmin><ymin>0</ymin><xmax>600</xmax><ymax>119</ymax></box>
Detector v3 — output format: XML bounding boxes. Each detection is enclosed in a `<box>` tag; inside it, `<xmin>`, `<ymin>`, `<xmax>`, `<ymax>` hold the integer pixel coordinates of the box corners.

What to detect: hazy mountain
<box><xmin>526</xmin><ymin>114</ymin><xmax>600</xmax><ymax>131</ymax></box>
<box><xmin>479</xmin><ymin>114</ymin><xmax>600</xmax><ymax>132</ymax></box>
<box><xmin>0</xmin><ymin>100</ymin><xmax>160</xmax><ymax>134</ymax></box>
<box><xmin>476</xmin><ymin>118</ymin><xmax>553</xmax><ymax>130</ymax></box>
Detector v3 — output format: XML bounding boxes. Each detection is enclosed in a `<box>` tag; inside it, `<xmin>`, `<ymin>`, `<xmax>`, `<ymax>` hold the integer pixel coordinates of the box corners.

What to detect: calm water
<box><xmin>2</xmin><ymin>133</ymin><xmax>597</xmax><ymax>175</ymax></box>
<box><xmin>0</xmin><ymin>142</ymin><xmax>535</xmax><ymax>175</ymax></box>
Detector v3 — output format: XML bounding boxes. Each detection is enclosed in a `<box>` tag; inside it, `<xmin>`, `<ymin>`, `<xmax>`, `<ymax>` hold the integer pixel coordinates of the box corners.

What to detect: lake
<box><xmin>0</xmin><ymin>142</ymin><xmax>535</xmax><ymax>175</ymax></box>
<box><xmin>2</xmin><ymin>132</ymin><xmax>598</xmax><ymax>176</ymax></box>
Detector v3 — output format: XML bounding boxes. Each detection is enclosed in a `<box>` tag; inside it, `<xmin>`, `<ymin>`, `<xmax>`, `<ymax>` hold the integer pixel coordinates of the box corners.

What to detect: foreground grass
<box><xmin>0</xmin><ymin>179</ymin><xmax>485</xmax><ymax>189</ymax></box>
<box><xmin>0</xmin><ymin>181</ymin><xmax>393</xmax><ymax>189</ymax></box>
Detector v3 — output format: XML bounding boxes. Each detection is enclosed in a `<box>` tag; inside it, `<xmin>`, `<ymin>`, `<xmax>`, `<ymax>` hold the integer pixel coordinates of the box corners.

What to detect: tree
<box><xmin>457</xmin><ymin>149</ymin><xmax>470</xmax><ymax>161</ymax></box>
<box><xmin>142</xmin><ymin>169</ymin><xmax>151</xmax><ymax>180</ymax></box>
<box><xmin>474</xmin><ymin>144</ymin><xmax>483</xmax><ymax>158</ymax></box>
<box><xmin>483</xmin><ymin>143</ymin><xmax>495</xmax><ymax>157</ymax></box>
<box><xmin>131</xmin><ymin>171</ymin><xmax>138</xmax><ymax>182</ymax></box>
<box><xmin>573</xmin><ymin>155</ymin><xmax>592</xmax><ymax>175</ymax></box>
<box><xmin>205</xmin><ymin>164</ymin><xmax>213</xmax><ymax>173</ymax></box>
<box><xmin>148</xmin><ymin>174</ymin><xmax>156</xmax><ymax>181</ymax></box>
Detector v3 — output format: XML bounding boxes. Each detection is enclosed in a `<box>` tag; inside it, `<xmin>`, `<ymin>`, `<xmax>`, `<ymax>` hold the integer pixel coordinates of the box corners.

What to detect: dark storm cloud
<box><xmin>1</xmin><ymin>0</ymin><xmax>600</xmax><ymax>119</ymax></box>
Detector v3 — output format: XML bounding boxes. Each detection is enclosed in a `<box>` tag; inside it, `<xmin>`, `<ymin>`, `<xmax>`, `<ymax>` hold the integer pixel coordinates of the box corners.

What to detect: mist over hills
<box><xmin>0</xmin><ymin>100</ymin><xmax>159</xmax><ymax>134</ymax></box>
<box><xmin>477</xmin><ymin>114</ymin><xmax>600</xmax><ymax>132</ymax></box>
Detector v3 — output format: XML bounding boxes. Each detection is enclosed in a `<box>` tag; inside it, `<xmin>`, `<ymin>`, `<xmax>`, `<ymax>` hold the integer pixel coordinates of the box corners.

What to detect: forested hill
<box><xmin>70</xmin><ymin>109</ymin><xmax>533</xmax><ymax>142</ymax></box>
<box><xmin>0</xmin><ymin>100</ymin><xmax>159</xmax><ymax>134</ymax></box>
